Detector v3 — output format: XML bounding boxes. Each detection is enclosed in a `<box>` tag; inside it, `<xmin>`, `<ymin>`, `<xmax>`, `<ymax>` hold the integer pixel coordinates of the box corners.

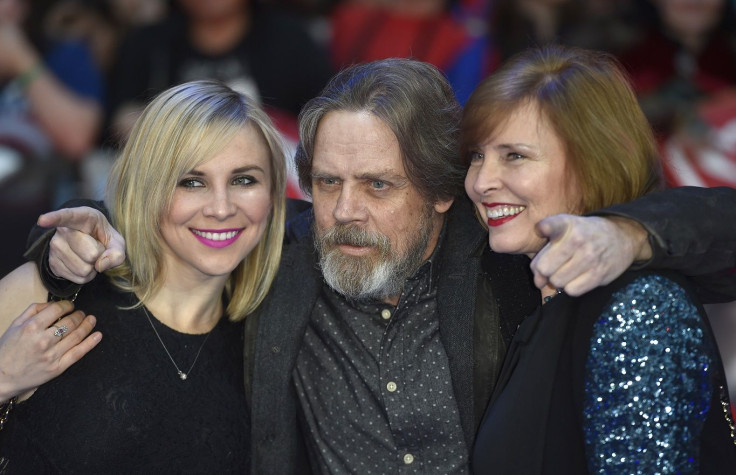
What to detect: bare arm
<box><xmin>0</xmin><ymin>22</ymin><xmax>102</xmax><ymax>159</ymax></box>
<box><xmin>0</xmin><ymin>263</ymin><xmax>101</xmax><ymax>403</ymax></box>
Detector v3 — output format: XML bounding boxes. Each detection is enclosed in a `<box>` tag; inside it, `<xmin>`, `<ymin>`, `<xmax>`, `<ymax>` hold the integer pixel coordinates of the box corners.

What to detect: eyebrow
<box><xmin>495</xmin><ymin>143</ymin><xmax>538</xmax><ymax>153</ymax></box>
<box><xmin>356</xmin><ymin>171</ymin><xmax>408</xmax><ymax>185</ymax></box>
<box><xmin>186</xmin><ymin>166</ymin><xmax>266</xmax><ymax>176</ymax></box>
<box><xmin>312</xmin><ymin>169</ymin><xmax>409</xmax><ymax>185</ymax></box>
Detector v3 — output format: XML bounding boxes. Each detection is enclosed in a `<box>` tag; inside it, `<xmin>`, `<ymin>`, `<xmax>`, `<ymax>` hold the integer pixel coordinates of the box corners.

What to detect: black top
<box><xmin>472</xmin><ymin>271</ymin><xmax>736</xmax><ymax>474</ymax></box>
<box><xmin>0</xmin><ymin>276</ymin><xmax>249</xmax><ymax>474</ymax></box>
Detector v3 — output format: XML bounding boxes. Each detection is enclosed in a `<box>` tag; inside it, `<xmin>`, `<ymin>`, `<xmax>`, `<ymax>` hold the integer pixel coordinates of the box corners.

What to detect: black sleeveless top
<box><xmin>0</xmin><ymin>276</ymin><xmax>249</xmax><ymax>474</ymax></box>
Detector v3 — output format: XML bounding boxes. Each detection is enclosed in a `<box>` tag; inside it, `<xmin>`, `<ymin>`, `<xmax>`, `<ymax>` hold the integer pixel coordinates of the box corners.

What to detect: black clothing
<box><xmin>294</xmin><ymin>229</ymin><xmax>469</xmax><ymax>473</ymax></box>
<box><xmin>108</xmin><ymin>7</ymin><xmax>332</xmax><ymax>122</ymax></box>
<box><xmin>0</xmin><ymin>277</ymin><xmax>249</xmax><ymax>473</ymax></box>
<box><xmin>247</xmin><ymin>199</ymin><xmax>536</xmax><ymax>474</ymax></box>
<box><xmin>472</xmin><ymin>271</ymin><xmax>736</xmax><ymax>473</ymax></box>
<box><xmin>24</xmin><ymin>188</ymin><xmax>736</xmax><ymax>474</ymax></box>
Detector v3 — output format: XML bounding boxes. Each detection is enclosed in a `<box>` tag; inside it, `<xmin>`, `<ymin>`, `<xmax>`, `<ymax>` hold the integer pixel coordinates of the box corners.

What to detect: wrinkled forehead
<box><xmin>313</xmin><ymin>110</ymin><xmax>407</xmax><ymax>175</ymax></box>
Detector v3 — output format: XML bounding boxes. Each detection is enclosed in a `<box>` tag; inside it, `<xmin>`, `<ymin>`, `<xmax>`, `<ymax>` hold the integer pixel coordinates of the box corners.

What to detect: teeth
<box><xmin>192</xmin><ymin>229</ymin><xmax>239</xmax><ymax>241</ymax></box>
<box><xmin>486</xmin><ymin>206</ymin><xmax>525</xmax><ymax>219</ymax></box>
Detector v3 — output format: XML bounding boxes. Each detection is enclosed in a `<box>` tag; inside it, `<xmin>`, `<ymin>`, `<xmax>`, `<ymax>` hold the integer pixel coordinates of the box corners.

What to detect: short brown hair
<box><xmin>462</xmin><ymin>45</ymin><xmax>663</xmax><ymax>213</ymax></box>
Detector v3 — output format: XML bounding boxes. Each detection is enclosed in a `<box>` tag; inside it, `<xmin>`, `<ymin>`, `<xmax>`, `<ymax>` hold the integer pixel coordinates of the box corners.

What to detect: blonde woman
<box><xmin>0</xmin><ymin>80</ymin><xmax>285</xmax><ymax>472</ymax></box>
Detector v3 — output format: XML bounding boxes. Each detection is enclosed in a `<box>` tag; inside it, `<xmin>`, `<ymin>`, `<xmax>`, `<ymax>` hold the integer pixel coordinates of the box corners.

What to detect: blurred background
<box><xmin>1</xmin><ymin>0</ymin><xmax>735</xmax><ymax>405</ymax></box>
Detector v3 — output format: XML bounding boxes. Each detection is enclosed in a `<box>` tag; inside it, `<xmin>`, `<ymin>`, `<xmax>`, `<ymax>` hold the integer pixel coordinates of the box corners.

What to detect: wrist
<box><xmin>0</xmin><ymin>379</ymin><xmax>18</xmax><ymax>406</ymax></box>
<box><xmin>14</xmin><ymin>60</ymin><xmax>45</xmax><ymax>91</ymax></box>
<box><xmin>609</xmin><ymin>216</ymin><xmax>653</xmax><ymax>263</ymax></box>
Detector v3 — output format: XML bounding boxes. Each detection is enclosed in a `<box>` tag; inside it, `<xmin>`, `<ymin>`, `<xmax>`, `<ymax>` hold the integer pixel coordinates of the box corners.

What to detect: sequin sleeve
<box><xmin>583</xmin><ymin>274</ymin><xmax>714</xmax><ymax>474</ymax></box>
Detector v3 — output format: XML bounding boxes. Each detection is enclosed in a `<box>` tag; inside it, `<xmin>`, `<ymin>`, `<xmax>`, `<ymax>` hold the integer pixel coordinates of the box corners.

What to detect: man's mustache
<box><xmin>320</xmin><ymin>225</ymin><xmax>390</xmax><ymax>252</ymax></box>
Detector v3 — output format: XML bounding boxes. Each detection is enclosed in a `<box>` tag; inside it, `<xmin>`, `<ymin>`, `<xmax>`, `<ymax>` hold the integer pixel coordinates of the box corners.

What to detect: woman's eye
<box><xmin>506</xmin><ymin>152</ymin><xmax>525</xmax><ymax>161</ymax></box>
<box><xmin>233</xmin><ymin>175</ymin><xmax>255</xmax><ymax>186</ymax></box>
<box><xmin>179</xmin><ymin>177</ymin><xmax>204</xmax><ymax>188</ymax></box>
<box><xmin>468</xmin><ymin>151</ymin><xmax>484</xmax><ymax>162</ymax></box>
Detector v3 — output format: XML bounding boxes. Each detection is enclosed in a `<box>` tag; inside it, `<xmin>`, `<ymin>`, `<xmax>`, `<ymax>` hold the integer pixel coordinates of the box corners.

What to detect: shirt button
<box><xmin>386</xmin><ymin>381</ymin><xmax>397</xmax><ymax>392</ymax></box>
<box><xmin>381</xmin><ymin>309</ymin><xmax>391</xmax><ymax>320</ymax></box>
<box><xmin>403</xmin><ymin>454</ymin><xmax>414</xmax><ymax>465</ymax></box>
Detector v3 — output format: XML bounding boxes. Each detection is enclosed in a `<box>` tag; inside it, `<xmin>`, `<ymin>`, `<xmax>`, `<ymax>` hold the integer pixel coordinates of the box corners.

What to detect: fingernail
<box><xmin>97</xmin><ymin>257</ymin><xmax>108</xmax><ymax>271</ymax></box>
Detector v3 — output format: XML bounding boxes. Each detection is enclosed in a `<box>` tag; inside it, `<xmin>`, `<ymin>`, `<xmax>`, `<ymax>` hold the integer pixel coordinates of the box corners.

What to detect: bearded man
<box><xmin>241</xmin><ymin>59</ymin><xmax>736</xmax><ymax>474</ymax></box>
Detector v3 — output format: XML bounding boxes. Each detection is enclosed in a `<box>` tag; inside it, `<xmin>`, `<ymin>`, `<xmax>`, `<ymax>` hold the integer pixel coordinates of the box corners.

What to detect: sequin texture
<box><xmin>583</xmin><ymin>275</ymin><xmax>714</xmax><ymax>474</ymax></box>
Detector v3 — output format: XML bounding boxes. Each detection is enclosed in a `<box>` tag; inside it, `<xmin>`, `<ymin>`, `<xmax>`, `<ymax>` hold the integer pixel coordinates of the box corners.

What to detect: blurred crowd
<box><xmin>1</xmin><ymin>0</ymin><xmax>735</xmax><ymax>387</ymax></box>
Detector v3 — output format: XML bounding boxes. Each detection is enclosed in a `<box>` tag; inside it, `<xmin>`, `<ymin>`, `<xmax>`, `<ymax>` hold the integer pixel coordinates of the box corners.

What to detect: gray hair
<box><xmin>295</xmin><ymin>58</ymin><xmax>465</xmax><ymax>203</ymax></box>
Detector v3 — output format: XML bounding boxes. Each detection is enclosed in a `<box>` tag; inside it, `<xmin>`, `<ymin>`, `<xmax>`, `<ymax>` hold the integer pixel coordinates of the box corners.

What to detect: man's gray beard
<box><xmin>314</xmin><ymin>209</ymin><xmax>434</xmax><ymax>301</ymax></box>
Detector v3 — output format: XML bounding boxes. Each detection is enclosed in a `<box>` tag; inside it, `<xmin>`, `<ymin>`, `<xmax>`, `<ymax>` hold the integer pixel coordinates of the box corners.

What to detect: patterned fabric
<box><xmin>294</xmin><ymin>234</ymin><xmax>469</xmax><ymax>473</ymax></box>
<box><xmin>584</xmin><ymin>275</ymin><xmax>715</xmax><ymax>473</ymax></box>
<box><xmin>471</xmin><ymin>272</ymin><xmax>735</xmax><ymax>474</ymax></box>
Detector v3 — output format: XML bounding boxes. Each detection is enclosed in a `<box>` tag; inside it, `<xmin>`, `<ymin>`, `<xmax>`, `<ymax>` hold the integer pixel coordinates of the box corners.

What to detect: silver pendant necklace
<box><xmin>142</xmin><ymin>306</ymin><xmax>213</xmax><ymax>380</ymax></box>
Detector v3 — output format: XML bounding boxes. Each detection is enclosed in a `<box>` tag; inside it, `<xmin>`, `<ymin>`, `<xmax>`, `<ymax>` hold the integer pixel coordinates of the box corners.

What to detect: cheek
<box><xmin>464</xmin><ymin>169</ymin><xmax>478</xmax><ymax>201</ymax></box>
<box><xmin>311</xmin><ymin>192</ymin><xmax>335</xmax><ymax>229</ymax></box>
<box><xmin>239</xmin><ymin>191</ymin><xmax>273</xmax><ymax>225</ymax></box>
<box><xmin>165</xmin><ymin>192</ymin><xmax>199</xmax><ymax>225</ymax></box>
<box><xmin>473</xmin><ymin>202</ymin><xmax>486</xmax><ymax>225</ymax></box>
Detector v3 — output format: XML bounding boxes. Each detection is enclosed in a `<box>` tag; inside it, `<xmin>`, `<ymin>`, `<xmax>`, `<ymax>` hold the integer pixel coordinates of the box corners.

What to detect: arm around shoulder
<box><xmin>592</xmin><ymin>186</ymin><xmax>736</xmax><ymax>301</ymax></box>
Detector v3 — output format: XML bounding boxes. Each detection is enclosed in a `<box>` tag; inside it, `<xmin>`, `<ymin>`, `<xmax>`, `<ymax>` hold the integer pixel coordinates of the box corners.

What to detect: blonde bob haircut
<box><xmin>105</xmin><ymin>80</ymin><xmax>286</xmax><ymax>321</ymax></box>
<box><xmin>462</xmin><ymin>45</ymin><xmax>663</xmax><ymax>214</ymax></box>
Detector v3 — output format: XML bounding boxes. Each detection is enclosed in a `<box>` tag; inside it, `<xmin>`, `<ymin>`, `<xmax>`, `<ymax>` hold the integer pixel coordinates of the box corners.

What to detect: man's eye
<box><xmin>371</xmin><ymin>180</ymin><xmax>386</xmax><ymax>190</ymax></box>
<box><xmin>179</xmin><ymin>178</ymin><xmax>204</xmax><ymax>188</ymax></box>
<box><xmin>318</xmin><ymin>177</ymin><xmax>338</xmax><ymax>186</ymax></box>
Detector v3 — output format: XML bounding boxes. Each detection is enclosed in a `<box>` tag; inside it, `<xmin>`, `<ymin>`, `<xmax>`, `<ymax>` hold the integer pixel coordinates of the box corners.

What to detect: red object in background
<box><xmin>330</xmin><ymin>3</ymin><xmax>471</xmax><ymax>72</ymax></box>
<box><xmin>264</xmin><ymin>106</ymin><xmax>306</xmax><ymax>200</ymax></box>
<box><xmin>660</xmin><ymin>90</ymin><xmax>736</xmax><ymax>188</ymax></box>
<box><xmin>621</xmin><ymin>29</ymin><xmax>736</xmax><ymax>99</ymax></box>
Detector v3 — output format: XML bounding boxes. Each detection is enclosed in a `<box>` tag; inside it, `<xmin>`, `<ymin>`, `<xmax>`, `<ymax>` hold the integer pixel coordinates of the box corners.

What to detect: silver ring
<box><xmin>53</xmin><ymin>324</ymin><xmax>68</xmax><ymax>338</ymax></box>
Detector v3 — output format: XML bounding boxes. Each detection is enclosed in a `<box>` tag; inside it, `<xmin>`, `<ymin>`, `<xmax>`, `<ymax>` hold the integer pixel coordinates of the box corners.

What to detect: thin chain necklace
<box><xmin>142</xmin><ymin>306</ymin><xmax>213</xmax><ymax>381</ymax></box>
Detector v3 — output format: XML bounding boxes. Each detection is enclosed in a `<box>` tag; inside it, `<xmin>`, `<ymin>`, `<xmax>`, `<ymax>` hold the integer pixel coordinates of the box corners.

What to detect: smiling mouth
<box><xmin>191</xmin><ymin>228</ymin><xmax>243</xmax><ymax>248</ymax></box>
<box><xmin>485</xmin><ymin>205</ymin><xmax>525</xmax><ymax>220</ymax></box>
<box><xmin>192</xmin><ymin>229</ymin><xmax>241</xmax><ymax>241</ymax></box>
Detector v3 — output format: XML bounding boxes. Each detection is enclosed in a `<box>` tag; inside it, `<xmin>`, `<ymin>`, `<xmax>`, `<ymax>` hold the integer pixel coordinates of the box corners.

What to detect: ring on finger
<box><xmin>53</xmin><ymin>324</ymin><xmax>68</xmax><ymax>338</ymax></box>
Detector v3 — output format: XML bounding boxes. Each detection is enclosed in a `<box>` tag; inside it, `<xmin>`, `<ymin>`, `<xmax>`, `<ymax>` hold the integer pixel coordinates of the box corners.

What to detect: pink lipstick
<box><xmin>191</xmin><ymin>228</ymin><xmax>243</xmax><ymax>248</ymax></box>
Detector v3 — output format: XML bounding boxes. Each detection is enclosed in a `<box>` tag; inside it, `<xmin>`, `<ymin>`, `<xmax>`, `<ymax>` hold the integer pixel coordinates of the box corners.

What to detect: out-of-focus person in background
<box><xmin>489</xmin><ymin>0</ymin><xmax>639</xmax><ymax>63</ymax></box>
<box><xmin>98</xmin><ymin>0</ymin><xmax>332</xmax><ymax>202</ymax></box>
<box><xmin>42</xmin><ymin>0</ymin><xmax>168</xmax><ymax>77</ymax></box>
<box><xmin>617</xmin><ymin>0</ymin><xmax>736</xmax><ymax>417</ymax></box>
<box><xmin>328</xmin><ymin>0</ymin><xmax>494</xmax><ymax>104</ymax></box>
<box><xmin>0</xmin><ymin>0</ymin><xmax>104</xmax><ymax>277</ymax></box>
<box><xmin>106</xmin><ymin>0</ymin><xmax>333</xmax><ymax>144</ymax></box>
<box><xmin>618</xmin><ymin>0</ymin><xmax>736</xmax><ymax>141</ymax></box>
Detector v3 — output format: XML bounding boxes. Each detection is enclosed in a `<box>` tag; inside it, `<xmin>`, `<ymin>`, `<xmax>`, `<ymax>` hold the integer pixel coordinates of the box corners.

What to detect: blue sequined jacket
<box><xmin>472</xmin><ymin>270</ymin><xmax>736</xmax><ymax>474</ymax></box>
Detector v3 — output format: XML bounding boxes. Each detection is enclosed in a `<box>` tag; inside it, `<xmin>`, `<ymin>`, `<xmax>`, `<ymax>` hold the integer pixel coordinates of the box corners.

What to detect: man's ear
<box><xmin>433</xmin><ymin>198</ymin><xmax>454</xmax><ymax>214</ymax></box>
